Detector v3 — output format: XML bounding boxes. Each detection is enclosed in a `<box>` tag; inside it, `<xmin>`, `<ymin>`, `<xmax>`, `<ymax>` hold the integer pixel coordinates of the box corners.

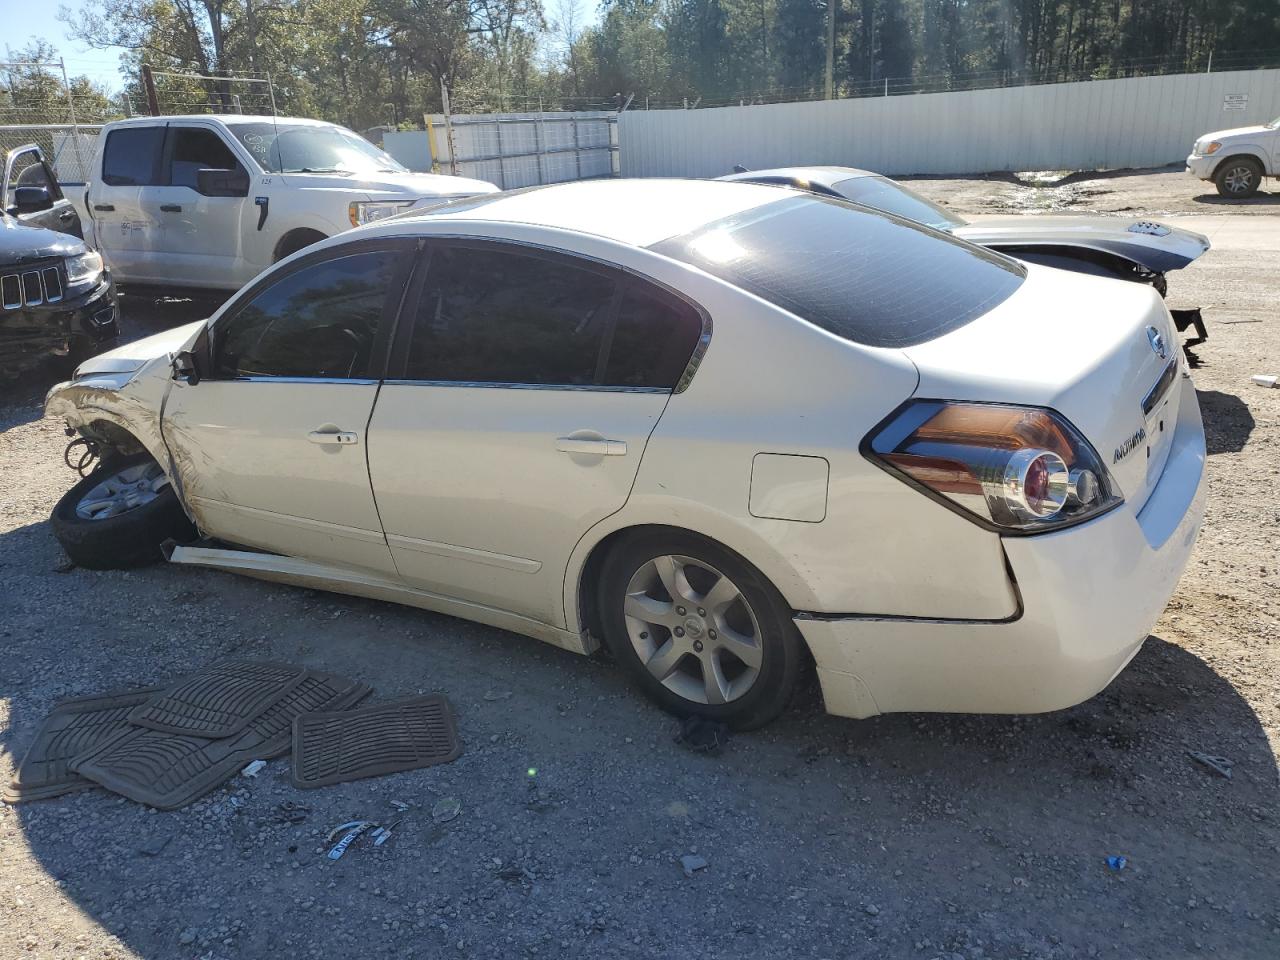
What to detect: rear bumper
<box><xmin>1186</xmin><ymin>155</ymin><xmax>1217</xmax><ymax>180</ymax></box>
<box><xmin>800</xmin><ymin>375</ymin><xmax>1207</xmax><ymax>718</ymax></box>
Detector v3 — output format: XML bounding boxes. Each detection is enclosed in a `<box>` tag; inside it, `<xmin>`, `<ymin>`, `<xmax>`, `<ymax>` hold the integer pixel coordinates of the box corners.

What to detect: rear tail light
<box><xmin>865</xmin><ymin>401</ymin><xmax>1123</xmax><ymax>533</ymax></box>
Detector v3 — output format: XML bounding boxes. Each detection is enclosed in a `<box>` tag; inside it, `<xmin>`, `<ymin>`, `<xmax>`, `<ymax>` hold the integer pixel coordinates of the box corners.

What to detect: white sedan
<box><xmin>45</xmin><ymin>179</ymin><xmax>1207</xmax><ymax>729</ymax></box>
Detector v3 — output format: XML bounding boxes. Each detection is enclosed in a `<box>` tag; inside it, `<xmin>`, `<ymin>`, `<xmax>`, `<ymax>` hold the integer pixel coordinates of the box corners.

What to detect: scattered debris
<box><xmin>1106</xmin><ymin>855</ymin><xmax>1128</xmax><ymax>871</ymax></box>
<box><xmin>483</xmin><ymin>690</ymin><xmax>513</xmax><ymax>701</ymax></box>
<box><xmin>178</xmin><ymin>928</ymin><xmax>197</xmax><ymax>946</ymax></box>
<box><xmin>371</xmin><ymin>820</ymin><xmax>401</xmax><ymax>846</ymax></box>
<box><xmin>865</xmin><ymin>904</ymin><xmax>881</xmax><ymax>916</ymax></box>
<box><xmin>241</xmin><ymin>759</ymin><xmax>267</xmax><ymax>777</ymax></box>
<box><xmin>680</xmin><ymin>854</ymin><xmax>708</xmax><ymax>877</ymax></box>
<box><xmin>1189</xmin><ymin>751</ymin><xmax>1233</xmax><ymax>779</ymax></box>
<box><xmin>433</xmin><ymin>797</ymin><xmax>462</xmax><ymax>823</ymax></box>
<box><xmin>139</xmin><ymin>834</ymin><xmax>171</xmax><ymax>857</ymax></box>
<box><xmin>674</xmin><ymin>716</ymin><xmax>730</xmax><ymax>755</ymax></box>
<box><xmin>275</xmin><ymin>801</ymin><xmax>310</xmax><ymax>824</ymax></box>
<box><xmin>52</xmin><ymin>557</ymin><xmax>75</xmax><ymax>574</ymax></box>
<box><xmin>1251</xmin><ymin>374</ymin><xmax>1278</xmax><ymax>388</ymax></box>
<box><xmin>390</xmin><ymin>799</ymin><xmax>410</xmax><ymax>812</ymax></box>
<box><xmin>326</xmin><ymin>821</ymin><xmax>378</xmax><ymax>860</ymax></box>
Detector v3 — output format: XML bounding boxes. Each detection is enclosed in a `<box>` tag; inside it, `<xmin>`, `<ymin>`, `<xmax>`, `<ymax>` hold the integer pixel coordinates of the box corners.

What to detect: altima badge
<box><xmin>1114</xmin><ymin>427</ymin><xmax>1147</xmax><ymax>464</ymax></box>
<box><xmin>1146</xmin><ymin>325</ymin><xmax>1169</xmax><ymax>361</ymax></box>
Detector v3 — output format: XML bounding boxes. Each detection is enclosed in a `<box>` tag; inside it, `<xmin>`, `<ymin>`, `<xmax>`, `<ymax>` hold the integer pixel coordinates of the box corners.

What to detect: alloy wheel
<box><xmin>75</xmin><ymin>461</ymin><xmax>170</xmax><ymax>521</ymax></box>
<box><xmin>622</xmin><ymin>554</ymin><xmax>763</xmax><ymax>705</ymax></box>
<box><xmin>1224</xmin><ymin>165</ymin><xmax>1255</xmax><ymax>194</ymax></box>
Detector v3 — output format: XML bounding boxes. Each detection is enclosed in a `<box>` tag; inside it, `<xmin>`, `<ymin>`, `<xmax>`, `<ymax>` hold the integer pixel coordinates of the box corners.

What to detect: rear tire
<box><xmin>50</xmin><ymin>453</ymin><xmax>195</xmax><ymax>569</ymax></box>
<box><xmin>1214</xmin><ymin>157</ymin><xmax>1263</xmax><ymax>198</ymax></box>
<box><xmin>597</xmin><ymin>529</ymin><xmax>804</xmax><ymax>730</ymax></box>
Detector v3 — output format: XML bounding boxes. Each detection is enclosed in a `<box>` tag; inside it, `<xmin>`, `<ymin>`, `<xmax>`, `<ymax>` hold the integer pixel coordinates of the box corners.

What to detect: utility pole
<box><xmin>825</xmin><ymin>0</ymin><xmax>837</xmax><ymax>99</ymax></box>
<box><xmin>141</xmin><ymin>64</ymin><xmax>160</xmax><ymax>116</ymax></box>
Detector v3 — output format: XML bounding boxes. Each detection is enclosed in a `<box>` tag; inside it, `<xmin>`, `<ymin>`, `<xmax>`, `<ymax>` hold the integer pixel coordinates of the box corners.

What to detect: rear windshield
<box><xmin>833</xmin><ymin>175</ymin><xmax>966</xmax><ymax>230</ymax></box>
<box><xmin>651</xmin><ymin>195</ymin><xmax>1023</xmax><ymax>348</ymax></box>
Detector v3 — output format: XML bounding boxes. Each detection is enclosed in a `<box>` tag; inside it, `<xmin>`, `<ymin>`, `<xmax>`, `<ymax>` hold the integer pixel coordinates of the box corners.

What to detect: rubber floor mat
<box><xmin>2</xmin><ymin>687</ymin><xmax>163</xmax><ymax>804</ymax></box>
<box><xmin>72</xmin><ymin>671</ymin><xmax>369</xmax><ymax>810</ymax></box>
<box><xmin>291</xmin><ymin>695</ymin><xmax>461</xmax><ymax>789</ymax></box>
<box><xmin>128</xmin><ymin>660</ymin><xmax>309</xmax><ymax>737</ymax></box>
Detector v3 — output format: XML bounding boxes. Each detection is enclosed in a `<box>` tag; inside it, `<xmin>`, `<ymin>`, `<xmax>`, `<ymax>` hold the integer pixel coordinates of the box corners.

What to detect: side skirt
<box><xmin>164</xmin><ymin>543</ymin><xmax>597</xmax><ymax>656</ymax></box>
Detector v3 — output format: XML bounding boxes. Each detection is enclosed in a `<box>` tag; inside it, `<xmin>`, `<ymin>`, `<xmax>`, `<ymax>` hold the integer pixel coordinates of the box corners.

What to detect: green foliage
<box><xmin>25</xmin><ymin>0</ymin><xmax>1280</xmax><ymax>125</ymax></box>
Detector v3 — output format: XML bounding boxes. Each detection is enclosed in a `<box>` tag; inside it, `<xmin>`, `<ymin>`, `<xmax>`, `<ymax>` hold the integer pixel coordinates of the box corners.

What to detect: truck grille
<box><xmin>1</xmin><ymin>264</ymin><xmax>63</xmax><ymax>310</ymax></box>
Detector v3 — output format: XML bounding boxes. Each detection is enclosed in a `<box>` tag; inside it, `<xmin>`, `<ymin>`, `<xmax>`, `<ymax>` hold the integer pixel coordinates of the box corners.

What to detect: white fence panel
<box><xmin>618</xmin><ymin>68</ymin><xmax>1280</xmax><ymax>177</ymax></box>
<box><xmin>383</xmin><ymin>111</ymin><xmax>618</xmax><ymax>188</ymax></box>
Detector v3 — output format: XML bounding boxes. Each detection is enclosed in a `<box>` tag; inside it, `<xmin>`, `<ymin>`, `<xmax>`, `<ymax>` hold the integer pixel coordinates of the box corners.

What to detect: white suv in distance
<box><xmin>1186</xmin><ymin>115</ymin><xmax>1278</xmax><ymax>198</ymax></box>
<box><xmin>83</xmin><ymin>115</ymin><xmax>497</xmax><ymax>291</ymax></box>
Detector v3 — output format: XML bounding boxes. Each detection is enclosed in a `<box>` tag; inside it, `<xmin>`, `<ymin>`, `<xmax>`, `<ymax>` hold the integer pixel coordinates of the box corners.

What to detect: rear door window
<box><xmin>166</xmin><ymin>127</ymin><xmax>243</xmax><ymax>190</ymax></box>
<box><xmin>101</xmin><ymin>126</ymin><xmax>166</xmax><ymax>186</ymax></box>
<box><xmin>601</xmin><ymin>283</ymin><xmax>705</xmax><ymax>389</ymax></box>
<box><xmin>404</xmin><ymin>243</ymin><xmax>617</xmax><ymax>386</ymax></box>
<box><xmin>652</xmin><ymin>195</ymin><xmax>1023</xmax><ymax>348</ymax></box>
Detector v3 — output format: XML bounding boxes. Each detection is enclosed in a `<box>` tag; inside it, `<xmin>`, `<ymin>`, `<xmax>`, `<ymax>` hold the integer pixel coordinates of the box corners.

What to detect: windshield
<box><xmin>652</xmin><ymin>195</ymin><xmax>1023</xmax><ymax>349</ymax></box>
<box><xmin>1266</xmin><ymin>116</ymin><xmax>1280</xmax><ymax>130</ymax></box>
<box><xmin>231</xmin><ymin>122</ymin><xmax>407</xmax><ymax>175</ymax></box>
<box><xmin>832</xmin><ymin>176</ymin><xmax>966</xmax><ymax>230</ymax></box>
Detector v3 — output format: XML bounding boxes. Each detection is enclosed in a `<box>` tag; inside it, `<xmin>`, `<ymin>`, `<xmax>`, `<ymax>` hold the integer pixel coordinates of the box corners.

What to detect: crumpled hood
<box><xmin>282</xmin><ymin>170</ymin><xmax>499</xmax><ymax>200</ymax></box>
<box><xmin>73</xmin><ymin>320</ymin><xmax>206</xmax><ymax>377</ymax></box>
<box><xmin>1197</xmin><ymin>123</ymin><xmax>1273</xmax><ymax>143</ymax></box>
<box><xmin>0</xmin><ymin>213</ymin><xmax>87</xmax><ymax>263</ymax></box>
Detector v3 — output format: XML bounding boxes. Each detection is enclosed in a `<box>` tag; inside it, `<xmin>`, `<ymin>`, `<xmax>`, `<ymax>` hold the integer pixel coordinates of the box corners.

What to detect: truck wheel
<box><xmin>274</xmin><ymin>229</ymin><xmax>327</xmax><ymax>263</ymax></box>
<box><xmin>50</xmin><ymin>453</ymin><xmax>195</xmax><ymax>569</ymax></box>
<box><xmin>1214</xmin><ymin>157</ymin><xmax>1263</xmax><ymax>198</ymax></box>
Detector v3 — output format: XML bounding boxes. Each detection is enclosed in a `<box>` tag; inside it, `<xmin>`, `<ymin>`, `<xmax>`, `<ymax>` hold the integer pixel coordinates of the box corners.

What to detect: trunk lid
<box><xmin>900</xmin><ymin>264</ymin><xmax>1181</xmax><ymax>513</ymax></box>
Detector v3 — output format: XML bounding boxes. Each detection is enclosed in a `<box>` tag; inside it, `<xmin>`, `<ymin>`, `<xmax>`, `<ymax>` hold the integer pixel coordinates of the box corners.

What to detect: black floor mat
<box><xmin>3</xmin><ymin>687</ymin><xmax>163</xmax><ymax>804</ymax></box>
<box><xmin>127</xmin><ymin>660</ymin><xmax>309</xmax><ymax>737</ymax></box>
<box><xmin>291</xmin><ymin>695</ymin><xmax>461</xmax><ymax>789</ymax></box>
<box><xmin>73</xmin><ymin>671</ymin><xmax>369</xmax><ymax>810</ymax></box>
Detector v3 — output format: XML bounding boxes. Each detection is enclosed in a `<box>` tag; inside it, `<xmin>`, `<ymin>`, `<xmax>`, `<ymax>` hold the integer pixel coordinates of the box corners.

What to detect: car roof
<box><xmin>720</xmin><ymin>166</ymin><xmax>877</xmax><ymax>186</ymax></box>
<box><xmin>104</xmin><ymin>115</ymin><xmax>336</xmax><ymax>129</ymax></box>
<box><xmin>394</xmin><ymin>178</ymin><xmax>796</xmax><ymax>248</ymax></box>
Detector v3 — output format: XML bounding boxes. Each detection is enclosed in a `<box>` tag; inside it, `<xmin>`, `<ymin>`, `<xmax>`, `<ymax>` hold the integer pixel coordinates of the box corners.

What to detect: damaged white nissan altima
<box><xmin>45</xmin><ymin>179</ymin><xmax>1207</xmax><ymax>729</ymax></box>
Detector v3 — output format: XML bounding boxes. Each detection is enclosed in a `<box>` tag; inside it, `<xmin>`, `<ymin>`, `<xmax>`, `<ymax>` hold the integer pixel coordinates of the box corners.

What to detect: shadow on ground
<box><xmin>3</xmin><ymin>527</ymin><xmax>1278</xmax><ymax>958</ymax></box>
<box><xmin>1198</xmin><ymin>388</ymin><xmax>1256</xmax><ymax>454</ymax></box>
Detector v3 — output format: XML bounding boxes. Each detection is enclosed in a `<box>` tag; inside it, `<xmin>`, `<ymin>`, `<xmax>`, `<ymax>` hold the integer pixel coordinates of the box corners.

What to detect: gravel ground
<box><xmin>2</xmin><ymin>168</ymin><xmax>1278</xmax><ymax>960</ymax></box>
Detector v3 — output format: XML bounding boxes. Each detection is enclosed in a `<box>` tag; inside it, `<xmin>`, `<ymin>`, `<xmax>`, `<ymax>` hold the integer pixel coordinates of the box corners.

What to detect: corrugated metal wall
<box><xmin>619</xmin><ymin>68</ymin><xmax>1280</xmax><ymax>177</ymax></box>
<box><xmin>383</xmin><ymin>112</ymin><xmax>617</xmax><ymax>188</ymax></box>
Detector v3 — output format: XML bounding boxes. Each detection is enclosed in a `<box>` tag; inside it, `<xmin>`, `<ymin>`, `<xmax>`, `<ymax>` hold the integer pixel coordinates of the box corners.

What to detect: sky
<box><xmin>4</xmin><ymin>0</ymin><xmax>599</xmax><ymax>96</ymax></box>
<box><xmin>3</xmin><ymin>1</ymin><xmax>126</xmax><ymax>92</ymax></box>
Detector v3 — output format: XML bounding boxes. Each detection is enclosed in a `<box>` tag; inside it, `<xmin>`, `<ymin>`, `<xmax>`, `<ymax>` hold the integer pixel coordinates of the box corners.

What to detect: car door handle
<box><xmin>93</xmin><ymin>203</ymin><xmax>114</xmax><ymax>212</ymax></box>
<box><xmin>556</xmin><ymin>437</ymin><xmax>627</xmax><ymax>456</ymax></box>
<box><xmin>308</xmin><ymin>430</ymin><xmax>358</xmax><ymax>445</ymax></box>
<box><xmin>58</xmin><ymin>210</ymin><xmax>75</xmax><ymax>220</ymax></box>
<box><xmin>160</xmin><ymin>204</ymin><xmax>182</xmax><ymax>213</ymax></box>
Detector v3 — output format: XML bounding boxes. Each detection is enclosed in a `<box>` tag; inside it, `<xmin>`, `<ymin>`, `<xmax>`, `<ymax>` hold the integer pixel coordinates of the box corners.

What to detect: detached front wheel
<box><xmin>51</xmin><ymin>453</ymin><xmax>195</xmax><ymax>569</ymax></box>
<box><xmin>598</xmin><ymin>530</ymin><xmax>804</xmax><ymax>730</ymax></box>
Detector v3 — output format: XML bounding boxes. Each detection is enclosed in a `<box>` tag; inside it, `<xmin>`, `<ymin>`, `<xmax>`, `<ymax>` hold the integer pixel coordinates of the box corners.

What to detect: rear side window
<box><xmin>101</xmin><ymin>127</ymin><xmax>166</xmax><ymax>186</ymax></box>
<box><xmin>405</xmin><ymin>245</ymin><xmax>617</xmax><ymax>386</ymax></box>
<box><xmin>601</xmin><ymin>284</ymin><xmax>705</xmax><ymax>388</ymax></box>
<box><xmin>168</xmin><ymin>128</ymin><xmax>242</xmax><ymax>189</ymax></box>
<box><xmin>652</xmin><ymin>195</ymin><xmax>1023</xmax><ymax>348</ymax></box>
<box><xmin>214</xmin><ymin>249</ymin><xmax>403</xmax><ymax>379</ymax></box>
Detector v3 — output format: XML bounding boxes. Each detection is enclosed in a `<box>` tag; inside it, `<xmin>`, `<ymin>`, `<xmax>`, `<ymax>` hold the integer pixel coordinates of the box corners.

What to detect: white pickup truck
<box><xmin>83</xmin><ymin>115</ymin><xmax>497</xmax><ymax>291</ymax></box>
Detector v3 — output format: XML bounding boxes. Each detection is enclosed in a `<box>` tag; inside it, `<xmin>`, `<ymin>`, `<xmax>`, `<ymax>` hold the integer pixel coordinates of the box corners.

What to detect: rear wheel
<box><xmin>50</xmin><ymin>453</ymin><xmax>195</xmax><ymax>569</ymax></box>
<box><xmin>597</xmin><ymin>530</ymin><xmax>804</xmax><ymax>729</ymax></box>
<box><xmin>1214</xmin><ymin>157</ymin><xmax>1263</xmax><ymax>198</ymax></box>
